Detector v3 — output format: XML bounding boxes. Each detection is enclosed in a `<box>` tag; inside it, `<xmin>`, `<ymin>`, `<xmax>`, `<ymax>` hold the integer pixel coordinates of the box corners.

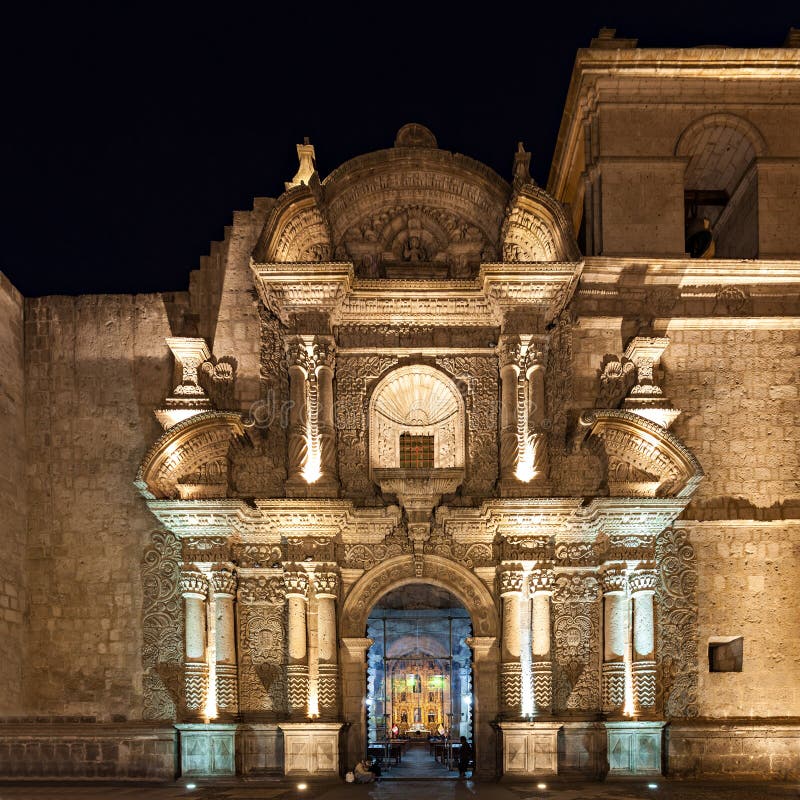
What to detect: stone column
<box><xmin>467</xmin><ymin>636</ymin><xmax>500</xmax><ymax>780</ymax></box>
<box><xmin>180</xmin><ymin>569</ymin><xmax>208</xmax><ymax>718</ymax></box>
<box><xmin>212</xmin><ymin>568</ymin><xmax>238</xmax><ymax>718</ymax></box>
<box><xmin>526</xmin><ymin>358</ymin><xmax>550</xmax><ymax>490</ymax></box>
<box><xmin>284</xmin><ymin>570</ymin><xmax>310</xmax><ymax>719</ymax></box>
<box><xmin>285</xmin><ymin>339</ymin><xmax>309</xmax><ymax>486</ymax></box>
<box><xmin>530</xmin><ymin>567</ymin><xmax>554</xmax><ymax>713</ymax></box>
<box><xmin>498</xmin><ymin>339</ymin><xmax>520</xmax><ymax>482</ymax></box>
<box><xmin>313</xmin><ymin>571</ymin><xmax>339</xmax><ymax>719</ymax></box>
<box><xmin>499</xmin><ymin>569</ymin><xmax>525</xmax><ymax>717</ymax></box>
<box><xmin>313</xmin><ymin>337</ymin><xmax>338</xmax><ymax>490</ymax></box>
<box><xmin>601</xmin><ymin>567</ymin><xmax>628</xmax><ymax>712</ymax></box>
<box><xmin>630</xmin><ymin>569</ymin><xmax>657</xmax><ymax>712</ymax></box>
<box><xmin>340</xmin><ymin>637</ymin><xmax>374</xmax><ymax>772</ymax></box>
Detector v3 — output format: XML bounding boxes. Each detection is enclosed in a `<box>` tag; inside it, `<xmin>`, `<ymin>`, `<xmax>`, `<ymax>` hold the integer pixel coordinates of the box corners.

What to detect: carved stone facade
<box><xmin>2</xmin><ymin>37</ymin><xmax>799</xmax><ymax>782</ymax></box>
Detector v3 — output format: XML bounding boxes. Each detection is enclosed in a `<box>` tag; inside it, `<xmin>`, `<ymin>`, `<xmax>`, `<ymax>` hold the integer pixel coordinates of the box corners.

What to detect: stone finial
<box><xmin>285</xmin><ymin>138</ymin><xmax>316</xmax><ymax>190</ymax></box>
<box><xmin>513</xmin><ymin>141</ymin><xmax>532</xmax><ymax>186</ymax></box>
<box><xmin>156</xmin><ymin>337</ymin><xmax>213</xmax><ymax>430</ymax></box>
<box><xmin>590</xmin><ymin>28</ymin><xmax>638</xmax><ymax>49</ymax></box>
<box><xmin>622</xmin><ymin>336</ymin><xmax>681</xmax><ymax>429</ymax></box>
<box><xmin>786</xmin><ymin>27</ymin><xmax>800</xmax><ymax>47</ymax></box>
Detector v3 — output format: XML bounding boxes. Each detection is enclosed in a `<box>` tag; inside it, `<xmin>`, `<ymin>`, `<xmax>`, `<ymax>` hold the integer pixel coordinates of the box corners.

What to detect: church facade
<box><xmin>0</xmin><ymin>32</ymin><xmax>799</xmax><ymax>781</ymax></box>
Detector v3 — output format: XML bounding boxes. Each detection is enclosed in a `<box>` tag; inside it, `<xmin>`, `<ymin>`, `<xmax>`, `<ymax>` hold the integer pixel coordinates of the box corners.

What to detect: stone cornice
<box><xmin>145</xmin><ymin>498</ymin><xmax>401</xmax><ymax>541</ymax></box>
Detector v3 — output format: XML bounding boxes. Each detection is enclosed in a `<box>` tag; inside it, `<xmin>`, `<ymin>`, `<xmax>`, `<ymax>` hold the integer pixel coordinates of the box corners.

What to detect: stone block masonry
<box><xmin>0</xmin><ymin>273</ymin><xmax>26</xmax><ymax>714</ymax></box>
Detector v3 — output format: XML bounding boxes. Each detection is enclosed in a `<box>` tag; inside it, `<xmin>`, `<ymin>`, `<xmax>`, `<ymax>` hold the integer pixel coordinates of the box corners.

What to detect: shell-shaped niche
<box><xmin>369</xmin><ymin>365</ymin><xmax>465</xmax><ymax>472</ymax></box>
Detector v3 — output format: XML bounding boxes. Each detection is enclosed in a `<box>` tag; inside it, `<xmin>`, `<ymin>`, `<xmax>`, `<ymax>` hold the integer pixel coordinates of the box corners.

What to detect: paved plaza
<box><xmin>0</xmin><ymin>779</ymin><xmax>798</xmax><ymax>800</ymax></box>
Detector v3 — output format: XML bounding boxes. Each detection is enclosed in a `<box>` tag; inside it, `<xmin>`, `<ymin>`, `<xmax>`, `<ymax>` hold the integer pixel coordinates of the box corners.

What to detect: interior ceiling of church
<box><xmin>373</xmin><ymin>585</ymin><xmax>466</xmax><ymax>612</ymax></box>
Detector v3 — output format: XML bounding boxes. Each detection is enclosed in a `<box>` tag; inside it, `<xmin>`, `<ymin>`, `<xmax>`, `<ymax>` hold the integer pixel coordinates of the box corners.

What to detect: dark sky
<box><xmin>1</xmin><ymin>3</ymin><xmax>795</xmax><ymax>296</ymax></box>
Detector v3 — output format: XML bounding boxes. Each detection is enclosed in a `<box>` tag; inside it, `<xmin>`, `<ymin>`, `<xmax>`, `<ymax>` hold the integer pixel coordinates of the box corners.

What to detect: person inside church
<box><xmin>457</xmin><ymin>736</ymin><xmax>473</xmax><ymax>779</ymax></box>
<box><xmin>354</xmin><ymin>757</ymin><xmax>381</xmax><ymax>783</ymax></box>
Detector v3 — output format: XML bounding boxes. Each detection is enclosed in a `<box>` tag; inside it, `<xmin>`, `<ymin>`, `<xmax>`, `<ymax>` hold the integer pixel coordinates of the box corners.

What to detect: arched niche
<box><xmin>340</xmin><ymin>554</ymin><xmax>499</xmax><ymax>639</ymax></box>
<box><xmin>501</xmin><ymin>184</ymin><xmax>582</xmax><ymax>262</ymax></box>
<box><xmin>368</xmin><ymin>365</ymin><xmax>466</xmax><ymax>477</ymax></box>
<box><xmin>579</xmin><ymin>410</ymin><xmax>703</xmax><ymax>499</ymax></box>
<box><xmin>135</xmin><ymin>411</ymin><xmax>249</xmax><ymax>500</ymax></box>
<box><xmin>675</xmin><ymin>113</ymin><xmax>767</xmax><ymax>259</ymax></box>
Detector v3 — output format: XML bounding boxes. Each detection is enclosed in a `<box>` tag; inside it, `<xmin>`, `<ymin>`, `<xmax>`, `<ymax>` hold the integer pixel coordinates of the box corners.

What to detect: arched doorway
<box><xmin>366</xmin><ymin>585</ymin><xmax>472</xmax><ymax>778</ymax></box>
<box><xmin>339</xmin><ymin>555</ymin><xmax>500</xmax><ymax>780</ymax></box>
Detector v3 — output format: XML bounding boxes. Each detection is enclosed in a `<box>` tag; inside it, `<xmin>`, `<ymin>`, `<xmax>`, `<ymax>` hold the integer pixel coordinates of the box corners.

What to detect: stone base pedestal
<box><xmin>239</xmin><ymin>723</ymin><xmax>283</xmax><ymax>775</ymax></box>
<box><xmin>605</xmin><ymin>720</ymin><xmax>664</xmax><ymax>776</ymax></box>
<box><xmin>278</xmin><ymin>721</ymin><xmax>343</xmax><ymax>778</ymax></box>
<box><xmin>498</xmin><ymin>721</ymin><xmax>562</xmax><ymax>779</ymax></box>
<box><xmin>175</xmin><ymin>723</ymin><xmax>237</xmax><ymax>777</ymax></box>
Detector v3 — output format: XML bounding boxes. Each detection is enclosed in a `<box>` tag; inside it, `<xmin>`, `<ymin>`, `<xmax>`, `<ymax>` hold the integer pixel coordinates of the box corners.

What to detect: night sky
<box><xmin>1</xmin><ymin>3</ymin><xmax>795</xmax><ymax>296</ymax></box>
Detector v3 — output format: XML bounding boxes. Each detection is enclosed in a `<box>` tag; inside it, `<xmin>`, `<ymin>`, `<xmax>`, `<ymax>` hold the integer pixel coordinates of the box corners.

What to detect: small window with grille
<box><xmin>399</xmin><ymin>434</ymin><xmax>434</xmax><ymax>469</ymax></box>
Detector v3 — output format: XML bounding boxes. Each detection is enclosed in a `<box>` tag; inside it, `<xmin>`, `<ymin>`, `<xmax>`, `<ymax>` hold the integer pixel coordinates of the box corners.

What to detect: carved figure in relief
<box><xmin>403</xmin><ymin>235</ymin><xmax>426</xmax><ymax>262</ymax></box>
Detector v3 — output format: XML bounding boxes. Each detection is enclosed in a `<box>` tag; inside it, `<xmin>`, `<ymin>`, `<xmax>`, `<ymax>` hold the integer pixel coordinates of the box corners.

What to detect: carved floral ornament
<box><xmin>135</xmin><ymin>411</ymin><xmax>249</xmax><ymax>500</ymax></box>
<box><xmin>579</xmin><ymin>410</ymin><xmax>703</xmax><ymax>499</ymax></box>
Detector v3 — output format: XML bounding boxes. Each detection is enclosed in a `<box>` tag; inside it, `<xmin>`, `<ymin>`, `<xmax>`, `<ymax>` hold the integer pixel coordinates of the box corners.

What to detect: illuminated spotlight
<box><xmin>297</xmin><ymin>783</ymin><xmax>308</xmax><ymax>791</ymax></box>
<box><xmin>185</xmin><ymin>784</ymin><xmax>197</xmax><ymax>790</ymax></box>
<box><xmin>648</xmin><ymin>784</ymin><xmax>659</xmax><ymax>790</ymax></box>
<box><xmin>537</xmin><ymin>783</ymin><xmax>548</xmax><ymax>789</ymax></box>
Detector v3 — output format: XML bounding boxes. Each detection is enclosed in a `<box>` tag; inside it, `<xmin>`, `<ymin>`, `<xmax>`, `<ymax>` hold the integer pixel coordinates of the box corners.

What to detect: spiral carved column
<box><xmin>601</xmin><ymin>567</ymin><xmax>628</xmax><ymax>712</ymax></box>
<box><xmin>313</xmin><ymin>338</ymin><xmax>338</xmax><ymax>490</ymax></box>
<box><xmin>212</xmin><ymin>568</ymin><xmax>238</xmax><ymax>718</ymax></box>
<box><xmin>285</xmin><ymin>570</ymin><xmax>310</xmax><ymax>719</ymax></box>
<box><xmin>180</xmin><ymin>569</ymin><xmax>208</xmax><ymax>718</ymax></box>
<box><xmin>314</xmin><ymin>571</ymin><xmax>339</xmax><ymax>719</ymax></box>
<box><xmin>630</xmin><ymin>569</ymin><xmax>657</xmax><ymax>712</ymax></box>
<box><xmin>499</xmin><ymin>569</ymin><xmax>525</xmax><ymax>717</ymax></box>
<box><xmin>530</xmin><ymin>567</ymin><xmax>554</xmax><ymax>713</ymax></box>
<box><xmin>498</xmin><ymin>340</ymin><xmax>520</xmax><ymax>483</ymax></box>
<box><xmin>285</xmin><ymin>338</ymin><xmax>309</xmax><ymax>486</ymax></box>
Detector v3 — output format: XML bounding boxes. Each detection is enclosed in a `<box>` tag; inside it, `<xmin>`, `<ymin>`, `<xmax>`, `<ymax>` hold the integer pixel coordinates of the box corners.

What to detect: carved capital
<box><xmin>499</xmin><ymin>569</ymin><xmax>525</xmax><ymax>596</ymax></box>
<box><xmin>285</xmin><ymin>338</ymin><xmax>311</xmax><ymax>372</ymax></box>
<box><xmin>311</xmin><ymin>337</ymin><xmax>336</xmax><ymax>372</ymax></box>
<box><xmin>529</xmin><ymin>567</ymin><xmax>555</xmax><ymax>594</ymax></box>
<box><xmin>211</xmin><ymin>568</ymin><xmax>237</xmax><ymax>596</ymax></box>
<box><xmin>600</xmin><ymin>566</ymin><xmax>628</xmax><ymax>594</ymax></box>
<box><xmin>313</xmin><ymin>571</ymin><xmax>339</xmax><ymax>598</ymax></box>
<box><xmin>283</xmin><ymin>570</ymin><xmax>309</xmax><ymax>598</ymax></box>
<box><xmin>179</xmin><ymin>570</ymin><xmax>207</xmax><ymax>598</ymax></box>
<box><xmin>497</xmin><ymin>336</ymin><xmax>522</xmax><ymax>370</ymax></box>
<box><xmin>629</xmin><ymin>569</ymin><xmax>658</xmax><ymax>594</ymax></box>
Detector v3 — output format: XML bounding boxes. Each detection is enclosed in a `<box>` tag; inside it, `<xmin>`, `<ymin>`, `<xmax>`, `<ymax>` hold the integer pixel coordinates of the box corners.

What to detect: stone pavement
<box><xmin>0</xmin><ymin>779</ymin><xmax>798</xmax><ymax>800</ymax></box>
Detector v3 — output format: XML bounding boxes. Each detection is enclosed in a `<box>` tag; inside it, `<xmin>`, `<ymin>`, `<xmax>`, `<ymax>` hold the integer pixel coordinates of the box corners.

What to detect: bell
<box><xmin>685</xmin><ymin>215</ymin><xmax>715</xmax><ymax>259</ymax></box>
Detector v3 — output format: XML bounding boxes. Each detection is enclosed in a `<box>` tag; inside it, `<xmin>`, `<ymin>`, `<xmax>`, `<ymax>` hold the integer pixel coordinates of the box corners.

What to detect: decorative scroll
<box><xmin>552</xmin><ymin>575</ymin><xmax>600</xmax><ymax>711</ymax></box>
<box><xmin>141</xmin><ymin>530</ymin><xmax>183</xmax><ymax>721</ymax></box>
<box><xmin>656</xmin><ymin>527</ymin><xmax>699</xmax><ymax>718</ymax></box>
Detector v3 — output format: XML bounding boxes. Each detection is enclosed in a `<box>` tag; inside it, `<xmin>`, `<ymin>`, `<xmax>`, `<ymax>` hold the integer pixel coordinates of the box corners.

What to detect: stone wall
<box><xmin>668</xmin><ymin>720</ymin><xmax>800</xmax><ymax>779</ymax></box>
<box><xmin>24</xmin><ymin>294</ymin><xmax>173</xmax><ymax>719</ymax></box>
<box><xmin>662</xmin><ymin>326</ymin><xmax>799</xmax><ymax>510</ymax></box>
<box><xmin>0</xmin><ymin>723</ymin><xmax>176</xmax><ymax>780</ymax></box>
<box><xmin>686</xmin><ymin>521</ymin><xmax>800</xmax><ymax>718</ymax></box>
<box><xmin>0</xmin><ymin>274</ymin><xmax>26</xmax><ymax>714</ymax></box>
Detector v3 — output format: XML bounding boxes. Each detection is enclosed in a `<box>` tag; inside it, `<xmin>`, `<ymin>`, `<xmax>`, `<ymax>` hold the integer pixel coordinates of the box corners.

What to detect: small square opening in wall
<box><xmin>708</xmin><ymin>636</ymin><xmax>743</xmax><ymax>672</ymax></box>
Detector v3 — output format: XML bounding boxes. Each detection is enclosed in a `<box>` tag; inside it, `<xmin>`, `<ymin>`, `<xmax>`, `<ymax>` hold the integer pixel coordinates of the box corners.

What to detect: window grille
<box><xmin>399</xmin><ymin>434</ymin><xmax>434</xmax><ymax>469</ymax></box>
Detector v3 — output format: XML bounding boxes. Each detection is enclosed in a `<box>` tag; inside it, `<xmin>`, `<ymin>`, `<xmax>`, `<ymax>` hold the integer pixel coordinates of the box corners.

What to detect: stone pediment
<box><xmin>135</xmin><ymin>411</ymin><xmax>250</xmax><ymax>500</ymax></box>
<box><xmin>578</xmin><ymin>409</ymin><xmax>704</xmax><ymax>498</ymax></box>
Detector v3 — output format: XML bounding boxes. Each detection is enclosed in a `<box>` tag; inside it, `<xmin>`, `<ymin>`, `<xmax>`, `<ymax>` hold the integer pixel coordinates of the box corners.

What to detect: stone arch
<box><xmin>368</xmin><ymin>365</ymin><xmax>466</xmax><ymax>474</ymax></box>
<box><xmin>340</xmin><ymin>554</ymin><xmax>499</xmax><ymax>639</ymax></box>
<box><xmin>675</xmin><ymin>112</ymin><xmax>767</xmax><ymax>163</ymax></box>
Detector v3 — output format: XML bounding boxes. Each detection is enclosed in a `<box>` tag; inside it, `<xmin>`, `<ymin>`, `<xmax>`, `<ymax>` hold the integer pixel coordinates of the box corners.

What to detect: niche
<box><xmin>708</xmin><ymin>636</ymin><xmax>744</xmax><ymax>672</ymax></box>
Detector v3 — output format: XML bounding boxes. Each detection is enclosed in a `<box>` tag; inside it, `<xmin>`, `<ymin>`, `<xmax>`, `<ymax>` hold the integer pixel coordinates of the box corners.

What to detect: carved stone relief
<box><xmin>436</xmin><ymin>355</ymin><xmax>498</xmax><ymax>495</ymax></box>
<box><xmin>656</xmin><ymin>527</ymin><xmax>699</xmax><ymax>718</ymax></box>
<box><xmin>596</xmin><ymin>356</ymin><xmax>637</xmax><ymax>409</ymax></box>
<box><xmin>141</xmin><ymin>530</ymin><xmax>183</xmax><ymax>721</ymax></box>
<box><xmin>335</xmin><ymin>355</ymin><xmax>398</xmax><ymax>496</ymax></box>
<box><xmin>552</xmin><ymin>574</ymin><xmax>600</xmax><ymax>712</ymax></box>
